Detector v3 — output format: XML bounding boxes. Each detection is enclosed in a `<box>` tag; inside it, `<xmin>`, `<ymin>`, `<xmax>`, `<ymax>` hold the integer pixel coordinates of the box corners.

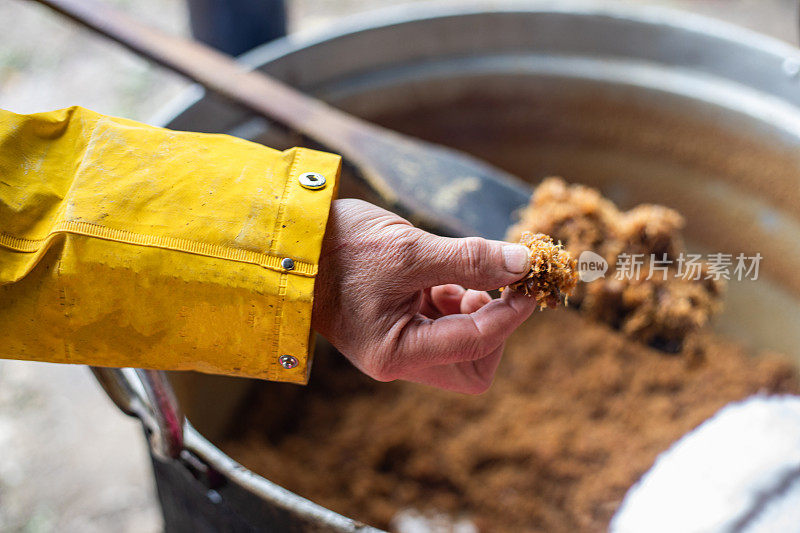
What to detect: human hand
<box><xmin>312</xmin><ymin>199</ymin><xmax>537</xmax><ymax>394</ymax></box>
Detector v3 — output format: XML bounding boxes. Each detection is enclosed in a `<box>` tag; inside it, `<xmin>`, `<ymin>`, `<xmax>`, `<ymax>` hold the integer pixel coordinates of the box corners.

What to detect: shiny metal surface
<box><xmin>91</xmin><ymin>367</ymin><xmax>184</xmax><ymax>460</ymax></box>
<box><xmin>279</xmin><ymin>354</ymin><xmax>299</xmax><ymax>369</ymax></box>
<box><xmin>299</xmin><ymin>171</ymin><xmax>328</xmax><ymax>190</ymax></box>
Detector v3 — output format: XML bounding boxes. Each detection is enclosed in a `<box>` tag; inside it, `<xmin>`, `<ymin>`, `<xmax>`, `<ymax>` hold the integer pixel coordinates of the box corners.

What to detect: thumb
<box><xmin>410</xmin><ymin>233</ymin><xmax>530</xmax><ymax>291</ymax></box>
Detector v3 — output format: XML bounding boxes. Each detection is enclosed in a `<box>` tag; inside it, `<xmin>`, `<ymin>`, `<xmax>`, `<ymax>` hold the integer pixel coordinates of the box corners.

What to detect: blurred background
<box><xmin>0</xmin><ymin>0</ymin><xmax>797</xmax><ymax>531</ymax></box>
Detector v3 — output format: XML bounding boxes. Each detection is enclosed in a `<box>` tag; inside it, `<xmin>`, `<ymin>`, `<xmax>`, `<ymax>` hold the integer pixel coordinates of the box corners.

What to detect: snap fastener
<box><xmin>281</xmin><ymin>257</ymin><xmax>295</xmax><ymax>270</ymax></box>
<box><xmin>299</xmin><ymin>172</ymin><xmax>326</xmax><ymax>190</ymax></box>
<box><xmin>279</xmin><ymin>354</ymin><xmax>298</xmax><ymax>369</ymax></box>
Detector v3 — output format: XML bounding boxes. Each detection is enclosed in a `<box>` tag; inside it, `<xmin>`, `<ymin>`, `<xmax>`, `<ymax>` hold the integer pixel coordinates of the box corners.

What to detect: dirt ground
<box><xmin>0</xmin><ymin>0</ymin><xmax>797</xmax><ymax>532</ymax></box>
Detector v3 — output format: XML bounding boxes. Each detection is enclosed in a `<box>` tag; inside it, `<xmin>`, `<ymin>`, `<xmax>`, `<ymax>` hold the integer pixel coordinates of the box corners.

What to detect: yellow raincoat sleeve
<box><xmin>0</xmin><ymin>106</ymin><xmax>340</xmax><ymax>384</ymax></box>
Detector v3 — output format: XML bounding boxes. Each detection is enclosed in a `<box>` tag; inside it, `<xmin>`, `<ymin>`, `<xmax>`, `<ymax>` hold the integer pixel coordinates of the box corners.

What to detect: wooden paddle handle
<box><xmin>31</xmin><ymin>0</ymin><xmax>365</xmax><ymax>145</ymax></box>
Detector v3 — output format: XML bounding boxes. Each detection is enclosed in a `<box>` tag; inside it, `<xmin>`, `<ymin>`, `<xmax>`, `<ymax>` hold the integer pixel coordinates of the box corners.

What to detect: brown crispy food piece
<box><xmin>506</xmin><ymin>232</ymin><xmax>578</xmax><ymax>308</ymax></box>
<box><xmin>507</xmin><ymin>177</ymin><xmax>723</xmax><ymax>349</ymax></box>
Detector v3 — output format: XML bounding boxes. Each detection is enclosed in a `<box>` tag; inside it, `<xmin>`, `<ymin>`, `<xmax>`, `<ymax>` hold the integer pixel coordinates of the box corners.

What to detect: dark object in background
<box><xmin>187</xmin><ymin>0</ymin><xmax>286</xmax><ymax>56</ymax></box>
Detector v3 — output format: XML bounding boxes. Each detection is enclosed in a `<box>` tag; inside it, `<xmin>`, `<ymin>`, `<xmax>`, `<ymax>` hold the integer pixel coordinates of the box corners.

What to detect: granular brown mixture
<box><xmin>223</xmin><ymin>311</ymin><xmax>798</xmax><ymax>532</ymax></box>
<box><xmin>507</xmin><ymin>177</ymin><xmax>724</xmax><ymax>350</ymax></box>
<box><xmin>506</xmin><ymin>232</ymin><xmax>578</xmax><ymax>308</ymax></box>
<box><xmin>223</xmin><ymin>178</ymin><xmax>796</xmax><ymax>531</ymax></box>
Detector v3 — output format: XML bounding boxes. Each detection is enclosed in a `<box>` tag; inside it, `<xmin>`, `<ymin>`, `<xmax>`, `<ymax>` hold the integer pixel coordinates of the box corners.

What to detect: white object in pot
<box><xmin>611</xmin><ymin>395</ymin><xmax>800</xmax><ymax>533</ymax></box>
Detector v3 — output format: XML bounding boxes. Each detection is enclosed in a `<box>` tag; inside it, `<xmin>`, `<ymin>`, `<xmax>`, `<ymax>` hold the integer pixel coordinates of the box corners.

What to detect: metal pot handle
<box><xmin>92</xmin><ymin>367</ymin><xmax>184</xmax><ymax>459</ymax></box>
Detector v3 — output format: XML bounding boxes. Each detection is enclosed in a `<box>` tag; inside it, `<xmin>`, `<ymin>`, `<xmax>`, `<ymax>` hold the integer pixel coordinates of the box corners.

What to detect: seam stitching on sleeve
<box><xmin>268</xmin><ymin>149</ymin><xmax>302</xmax><ymax>379</ymax></box>
<box><xmin>0</xmin><ymin>221</ymin><xmax>316</xmax><ymax>277</ymax></box>
<box><xmin>269</xmin><ymin>273</ymin><xmax>290</xmax><ymax>380</ymax></box>
<box><xmin>55</xmin><ymin>253</ymin><xmax>72</xmax><ymax>364</ymax></box>
<box><xmin>269</xmin><ymin>149</ymin><xmax>301</xmax><ymax>255</ymax></box>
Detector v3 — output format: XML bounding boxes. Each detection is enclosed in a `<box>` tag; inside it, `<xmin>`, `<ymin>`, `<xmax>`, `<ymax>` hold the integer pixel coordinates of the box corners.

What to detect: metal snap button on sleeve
<box><xmin>298</xmin><ymin>172</ymin><xmax>326</xmax><ymax>190</ymax></box>
<box><xmin>279</xmin><ymin>355</ymin><xmax>298</xmax><ymax>369</ymax></box>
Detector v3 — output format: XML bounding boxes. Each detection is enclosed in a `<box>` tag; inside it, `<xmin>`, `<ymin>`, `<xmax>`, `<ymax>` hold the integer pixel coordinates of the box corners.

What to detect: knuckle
<box><xmin>445</xmin><ymin>338</ymin><xmax>488</xmax><ymax>368</ymax></box>
<box><xmin>465</xmin><ymin>378</ymin><xmax>491</xmax><ymax>395</ymax></box>
<box><xmin>389</xmin><ymin>230</ymin><xmax>423</xmax><ymax>270</ymax></box>
<box><xmin>466</xmin><ymin>338</ymin><xmax>490</xmax><ymax>363</ymax></box>
<box><xmin>460</xmin><ymin>321</ymin><xmax>490</xmax><ymax>357</ymax></box>
<box><xmin>459</xmin><ymin>237</ymin><xmax>490</xmax><ymax>277</ymax></box>
<box><xmin>366</xmin><ymin>352</ymin><xmax>399</xmax><ymax>382</ymax></box>
<box><xmin>465</xmin><ymin>359</ymin><xmax>495</xmax><ymax>394</ymax></box>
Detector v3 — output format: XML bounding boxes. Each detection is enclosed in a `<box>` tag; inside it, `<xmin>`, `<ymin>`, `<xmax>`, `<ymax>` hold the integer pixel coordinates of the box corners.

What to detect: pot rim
<box><xmin>152</xmin><ymin>0</ymin><xmax>800</xmax><ymax>129</ymax></box>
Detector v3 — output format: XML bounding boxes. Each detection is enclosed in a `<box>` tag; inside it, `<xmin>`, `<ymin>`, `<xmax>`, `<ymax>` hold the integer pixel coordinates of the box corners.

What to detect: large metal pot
<box><xmin>101</xmin><ymin>3</ymin><xmax>800</xmax><ymax>531</ymax></box>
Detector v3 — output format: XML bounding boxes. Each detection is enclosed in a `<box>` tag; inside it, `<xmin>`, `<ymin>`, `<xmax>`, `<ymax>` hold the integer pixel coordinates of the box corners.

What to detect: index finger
<box><xmin>392</xmin><ymin>289</ymin><xmax>537</xmax><ymax>372</ymax></box>
<box><xmin>401</xmin><ymin>343</ymin><xmax>507</xmax><ymax>394</ymax></box>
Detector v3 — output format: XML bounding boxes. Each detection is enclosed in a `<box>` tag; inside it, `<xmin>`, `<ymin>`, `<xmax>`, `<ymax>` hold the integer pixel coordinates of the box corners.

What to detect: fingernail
<box><xmin>502</xmin><ymin>244</ymin><xmax>530</xmax><ymax>274</ymax></box>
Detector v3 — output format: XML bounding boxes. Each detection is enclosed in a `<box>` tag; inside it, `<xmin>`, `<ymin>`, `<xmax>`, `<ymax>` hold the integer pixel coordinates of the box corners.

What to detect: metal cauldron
<box><xmin>96</xmin><ymin>2</ymin><xmax>800</xmax><ymax>531</ymax></box>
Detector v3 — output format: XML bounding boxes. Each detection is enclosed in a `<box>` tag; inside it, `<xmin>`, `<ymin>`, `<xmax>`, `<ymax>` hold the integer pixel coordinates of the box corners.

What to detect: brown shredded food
<box><xmin>224</xmin><ymin>311</ymin><xmax>799</xmax><ymax>532</ymax></box>
<box><xmin>507</xmin><ymin>177</ymin><xmax>724</xmax><ymax>350</ymax></box>
<box><xmin>506</xmin><ymin>232</ymin><xmax>578</xmax><ymax>308</ymax></box>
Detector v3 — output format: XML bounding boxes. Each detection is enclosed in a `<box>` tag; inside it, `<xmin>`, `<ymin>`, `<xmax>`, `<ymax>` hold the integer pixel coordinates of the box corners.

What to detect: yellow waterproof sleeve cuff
<box><xmin>0</xmin><ymin>106</ymin><xmax>341</xmax><ymax>383</ymax></box>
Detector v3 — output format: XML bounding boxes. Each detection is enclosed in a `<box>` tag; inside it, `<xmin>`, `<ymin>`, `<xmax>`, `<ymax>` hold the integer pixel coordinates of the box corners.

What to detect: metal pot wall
<box><xmin>109</xmin><ymin>3</ymin><xmax>800</xmax><ymax>531</ymax></box>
